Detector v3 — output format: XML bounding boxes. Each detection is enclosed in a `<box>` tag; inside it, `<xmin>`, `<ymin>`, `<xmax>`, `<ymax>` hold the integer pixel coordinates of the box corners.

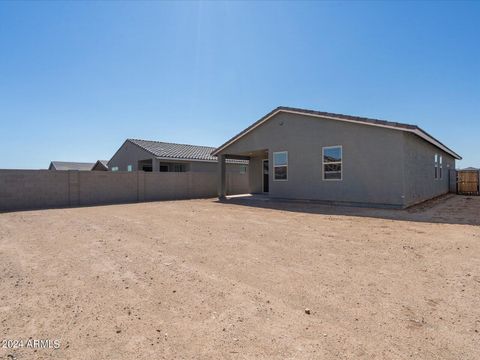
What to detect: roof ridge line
<box><xmin>276</xmin><ymin>106</ymin><xmax>419</xmax><ymax>129</ymax></box>
<box><xmin>211</xmin><ymin>106</ymin><xmax>461</xmax><ymax>160</ymax></box>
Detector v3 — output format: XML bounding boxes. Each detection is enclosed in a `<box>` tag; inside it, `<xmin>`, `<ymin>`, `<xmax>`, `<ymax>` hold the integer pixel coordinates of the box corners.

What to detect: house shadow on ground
<box><xmin>217</xmin><ymin>193</ymin><xmax>480</xmax><ymax>226</ymax></box>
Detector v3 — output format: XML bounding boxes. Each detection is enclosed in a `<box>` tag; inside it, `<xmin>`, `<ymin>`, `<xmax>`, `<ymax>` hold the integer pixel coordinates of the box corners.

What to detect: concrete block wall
<box><xmin>0</xmin><ymin>170</ymin><xmax>249</xmax><ymax>212</ymax></box>
<box><xmin>0</xmin><ymin>170</ymin><xmax>70</xmax><ymax>211</ymax></box>
<box><xmin>78</xmin><ymin>171</ymin><xmax>139</xmax><ymax>205</ymax></box>
<box><xmin>145</xmin><ymin>173</ymin><xmax>210</xmax><ymax>201</ymax></box>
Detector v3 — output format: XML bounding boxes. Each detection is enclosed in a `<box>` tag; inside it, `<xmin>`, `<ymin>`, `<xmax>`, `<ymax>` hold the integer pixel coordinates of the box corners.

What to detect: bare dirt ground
<box><xmin>0</xmin><ymin>195</ymin><xmax>479</xmax><ymax>359</ymax></box>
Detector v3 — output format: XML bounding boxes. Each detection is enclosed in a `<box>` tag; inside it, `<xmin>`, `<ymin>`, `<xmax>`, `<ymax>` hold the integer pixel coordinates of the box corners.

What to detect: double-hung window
<box><xmin>273</xmin><ymin>151</ymin><xmax>288</xmax><ymax>181</ymax></box>
<box><xmin>434</xmin><ymin>154</ymin><xmax>439</xmax><ymax>180</ymax></box>
<box><xmin>323</xmin><ymin>146</ymin><xmax>342</xmax><ymax>180</ymax></box>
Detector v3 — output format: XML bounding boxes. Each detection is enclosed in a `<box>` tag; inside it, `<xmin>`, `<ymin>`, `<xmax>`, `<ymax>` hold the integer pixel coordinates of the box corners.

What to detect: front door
<box><xmin>262</xmin><ymin>159</ymin><xmax>269</xmax><ymax>193</ymax></box>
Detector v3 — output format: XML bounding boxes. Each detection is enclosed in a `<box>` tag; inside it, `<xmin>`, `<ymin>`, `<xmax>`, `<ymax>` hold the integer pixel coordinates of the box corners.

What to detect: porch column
<box><xmin>152</xmin><ymin>158</ymin><xmax>160</xmax><ymax>172</ymax></box>
<box><xmin>217</xmin><ymin>154</ymin><xmax>226</xmax><ymax>199</ymax></box>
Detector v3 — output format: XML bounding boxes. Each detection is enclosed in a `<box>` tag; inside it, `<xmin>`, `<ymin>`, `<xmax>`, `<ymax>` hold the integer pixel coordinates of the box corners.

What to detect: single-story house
<box><xmin>49</xmin><ymin>161</ymin><xmax>95</xmax><ymax>171</ymax></box>
<box><xmin>108</xmin><ymin>139</ymin><xmax>248</xmax><ymax>174</ymax></box>
<box><xmin>212</xmin><ymin>106</ymin><xmax>462</xmax><ymax>208</ymax></box>
<box><xmin>92</xmin><ymin>160</ymin><xmax>109</xmax><ymax>171</ymax></box>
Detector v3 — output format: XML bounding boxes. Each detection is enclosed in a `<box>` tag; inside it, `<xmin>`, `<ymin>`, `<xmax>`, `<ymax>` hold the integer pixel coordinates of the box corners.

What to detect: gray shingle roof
<box><xmin>49</xmin><ymin>161</ymin><xmax>95</xmax><ymax>171</ymax></box>
<box><xmin>128</xmin><ymin>139</ymin><xmax>247</xmax><ymax>163</ymax></box>
<box><xmin>129</xmin><ymin>139</ymin><xmax>216</xmax><ymax>161</ymax></box>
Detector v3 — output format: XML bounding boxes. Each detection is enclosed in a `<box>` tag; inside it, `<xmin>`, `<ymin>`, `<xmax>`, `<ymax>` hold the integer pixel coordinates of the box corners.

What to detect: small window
<box><xmin>127</xmin><ymin>165</ymin><xmax>133</xmax><ymax>172</ymax></box>
<box><xmin>240</xmin><ymin>165</ymin><xmax>247</xmax><ymax>174</ymax></box>
<box><xmin>439</xmin><ymin>156</ymin><xmax>443</xmax><ymax>180</ymax></box>
<box><xmin>273</xmin><ymin>151</ymin><xmax>288</xmax><ymax>181</ymax></box>
<box><xmin>323</xmin><ymin>146</ymin><xmax>342</xmax><ymax>180</ymax></box>
<box><xmin>111</xmin><ymin>166</ymin><xmax>119</xmax><ymax>172</ymax></box>
<box><xmin>434</xmin><ymin>154</ymin><xmax>439</xmax><ymax>180</ymax></box>
<box><xmin>159</xmin><ymin>165</ymin><xmax>169</xmax><ymax>172</ymax></box>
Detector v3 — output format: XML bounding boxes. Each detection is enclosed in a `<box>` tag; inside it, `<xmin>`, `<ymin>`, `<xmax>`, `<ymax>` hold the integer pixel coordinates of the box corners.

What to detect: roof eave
<box><xmin>212</xmin><ymin>108</ymin><xmax>462</xmax><ymax>160</ymax></box>
<box><xmin>412</xmin><ymin>128</ymin><xmax>462</xmax><ymax>160</ymax></box>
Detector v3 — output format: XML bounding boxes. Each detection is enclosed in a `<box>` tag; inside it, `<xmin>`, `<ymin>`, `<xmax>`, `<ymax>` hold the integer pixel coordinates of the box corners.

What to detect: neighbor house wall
<box><xmin>402</xmin><ymin>132</ymin><xmax>455</xmax><ymax>207</ymax></box>
<box><xmin>154</xmin><ymin>159</ymin><xmax>214</xmax><ymax>173</ymax></box>
<box><xmin>186</xmin><ymin>161</ymin><xmax>215</xmax><ymax>172</ymax></box>
<box><xmin>219</xmin><ymin>112</ymin><xmax>407</xmax><ymax>208</ymax></box>
<box><xmin>0</xmin><ymin>170</ymin><xmax>248</xmax><ymax>212</ymax></box>
<box><xmin>108</xmin><ymin>140</ymin><xmax>154</xmax><ymax>171</ymax></box>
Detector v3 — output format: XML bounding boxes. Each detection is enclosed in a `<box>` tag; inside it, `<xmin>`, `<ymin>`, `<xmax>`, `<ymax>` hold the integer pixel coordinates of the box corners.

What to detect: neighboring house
<box><xmin>212</xmin><ymin>106</ymin><xmax>462</xmax><ymax>208</ymax></box>
<box><xmin>92</xmin><ymin>160</ymin><xmax>109</xmax><ymax>171</ymax></box>
<box><xmin>49</xmin><ymin>161</ymin><xmax>95</xmax><ymax>171</ymax></box>
<box><xmin>108</xmin><ymin>139</ymin><xmax>248</xmax><ymax>174</ymax></box>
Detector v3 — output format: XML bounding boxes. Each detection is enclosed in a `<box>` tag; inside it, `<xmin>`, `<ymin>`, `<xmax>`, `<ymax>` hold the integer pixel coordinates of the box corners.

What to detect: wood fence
<box><xmin>457</xmin><ymin>170</ymin><xmax>480</xmax><ymax>195</ymax></box>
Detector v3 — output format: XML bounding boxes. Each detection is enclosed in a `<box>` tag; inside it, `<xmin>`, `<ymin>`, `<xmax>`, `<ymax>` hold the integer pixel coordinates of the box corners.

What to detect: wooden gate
<box><xmin>457</xmin><ymin>171</ymin><xmax>480</xmax><ymax>195</ymax></box>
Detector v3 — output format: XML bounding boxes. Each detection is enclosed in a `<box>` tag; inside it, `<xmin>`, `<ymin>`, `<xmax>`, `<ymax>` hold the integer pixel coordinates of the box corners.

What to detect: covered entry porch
<box><xmin>217</xmin><ymin>149</ymin><xmax>268</xmax><ymax>199</ymax></box>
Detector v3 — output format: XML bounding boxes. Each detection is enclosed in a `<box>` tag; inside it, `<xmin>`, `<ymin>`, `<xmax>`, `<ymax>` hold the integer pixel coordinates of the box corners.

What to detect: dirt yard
<box><xmin>0</xmin><ymin>195</ymin><xmax>479</xmax><ymax>359</ymax></box>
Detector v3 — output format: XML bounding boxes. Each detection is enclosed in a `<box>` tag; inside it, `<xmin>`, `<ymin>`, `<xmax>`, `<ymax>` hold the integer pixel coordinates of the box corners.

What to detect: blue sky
<box><xmin>0</xmin><ymin>1</ymin><xmax>478</xmax><ymax>169</ymax></box>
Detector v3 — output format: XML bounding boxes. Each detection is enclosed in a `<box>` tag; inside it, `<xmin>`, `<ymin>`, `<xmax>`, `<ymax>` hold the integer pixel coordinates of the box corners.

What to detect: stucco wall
<box><xmin>449</xmin><ymin>170</ymin><xmax>457</xmax><ymax>193</ymax></box>
<box><xmin>108</xmin><ymin>140</ymin><xmax>154</xmax><ymax>171</ymax></box>
<box><xmin>0</xmin><ymin>170</ymin><xmax>248</xmax><ymax>212</ymax></box>
<box><xmin>219</xmin><ymin>112</ymin><xmax>407</xmax><ymax>207</ymax></box>
<box><xmin>402</xmin><ymin>132</ymin><xmax>455</xmax><ymax>206</ymax></box>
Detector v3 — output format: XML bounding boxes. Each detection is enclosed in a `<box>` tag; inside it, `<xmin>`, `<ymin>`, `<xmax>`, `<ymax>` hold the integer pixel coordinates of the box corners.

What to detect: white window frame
<box><xmin>273</xmin><ymin>151</ymin><xmax>288</xmax><ymax>181</ymax></box>
<box><xmin>127</xmin><ymin>165</ymin><xmax>133</xmax><ymax>172</ymax></box>
<box><xmin>322</xmin><ymin>145</ymin><xmax>343</xmax><ymax>181</ymax></box>
<box><xmin>111</xmin><ymin>166</ymin><xmax>119</xmax><ymax>172</ymax></box>
<box><xmin>434</xmin><ymin>154</ymin><xmax>439</xmax><ymax>180</ymax></box>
